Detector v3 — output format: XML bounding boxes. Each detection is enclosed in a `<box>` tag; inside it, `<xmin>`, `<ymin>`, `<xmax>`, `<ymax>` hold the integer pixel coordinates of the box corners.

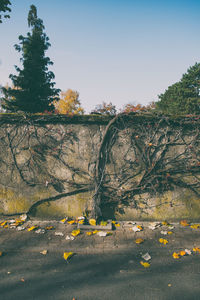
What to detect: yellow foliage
<box><xmin>55</xmin><ymin>89</ymin><xmax>84</xmax><ymax>115</ymax></box>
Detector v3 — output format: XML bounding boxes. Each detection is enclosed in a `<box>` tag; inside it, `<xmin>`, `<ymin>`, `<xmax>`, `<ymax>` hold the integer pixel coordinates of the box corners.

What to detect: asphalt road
<box><xmin>0</xmin><ymin>249</ymin><xmax>200</xmax><ymax>300</ymax></box>
<box><xmin>0</xmin><ymin>219</ymin><xmax>200</xmax><ymax>300</ymax></box>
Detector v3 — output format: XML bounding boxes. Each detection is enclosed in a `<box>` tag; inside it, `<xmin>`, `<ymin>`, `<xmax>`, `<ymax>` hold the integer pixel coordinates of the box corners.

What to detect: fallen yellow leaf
<box><xmin>193</xmin><ymin>247</ymin><xmax>200</xmax><ymax>253</ymax></box>
<box><xmin>0</xmin><ymin>251</ymin><xmax>3</xmax><ymax>257</ymax></box>
<box><xmin>71</xmin><ymin>229</ymin><xmax>80</xmax><ymax>237</ymax></box>
<box><xmin>67</xmin><ymin>220</ymin><xmax>75</xmax><ymax>225</ymax></box>
<box><xmin>78</xmin><ymin>220</ymin><xmax>84</xmax><ymax>225</ymax></box>
<box><xmin>137</xmin><ymin>225</ymin><xmax>143</xmax><ymax>231</ymax></box>
<box><xmin>135</xmin><ymin>238</ymin><xmax>144</xmax><ymax>244</ymax></box>
<box><xmin>162</xmin><ymin>221</ymin><xmax>169</xmax><ymax>226</ymax></box>
<box><xmin>45</xmin><ymin>226</ymin><xmax>54</xmax><ymax>230</ymax></box>
<box><xmin>100</xmin><ymin>221</ymin><xmax>108</xmax><ymax>226</ymax></box>
<box><xmin>172</xmin><ymin>252</ymin><xmax>180</xmax><ymax>259</ymax></box>
<box><xmin>159</xmin><ymin>238</ymin><xmax>168</xmax><ymax>245</ymax></box>
<box><xmin>92</xmin><ymin>230</ymin><xmax>98</xmax><ymax>234</ymax></box>
<box><xmin>0</xmin><ymin>221</ymin><xmax>7</xmax><ymax>227</ymax></box>
<box><xmin>167</xmin><ymin>231</ymin><xmax>173</xmax><ymax>235</ymax></box>
<box><xmin>63</xmin><ymin>252</ymin><xmax>74</xmax><ymax>261</ymax></box>
<box><xmin>190</xmin><ymin>224</ymin><xmax>200</xmax><ymax>229</ymax></box>
<box><xmin>89</xmin><ymin>219</ymin><xmax>96</xmax><ymax>226</ymax></box>
<box><xmin>140</xmin><ymin>261</ymin><xmax>150</xmax><ymax>268</ymax></box>
<box><xmin>60</xmin><ymin>218</ymin><xmax>67</xmax><ymax>223</ymax></box>
<box><xmin>86</xmin><ymin>231</ymin><xmax>93</xmax><ymax>236</ymax></box>
<box><xmin>28</xmin><ymin>226</ymin><xmax>38</xmax><ymax>231</ymax></box>
<box><xmin>180</xmin><ymin>220</ymin><xmax>189</xmax><ymax>226</ymax></box>
<box><xmin>179</xmin><ymin>250</ymin><xmax>186</xmax><ymax>256</ymax></box>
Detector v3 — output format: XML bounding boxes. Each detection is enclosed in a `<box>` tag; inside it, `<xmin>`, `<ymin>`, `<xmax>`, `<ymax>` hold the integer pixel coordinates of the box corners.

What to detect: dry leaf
<box><xmin>63</xmin><ymin>252</ymin><xmax>74</xmax><ymax>261</ymax></box>
<box><xmin>28</xmin><ymin>225</ymin><xmax>38</xmax><ymax>231</ymax></box>
<box><xmin>60</xmin><ymin>218</ymin><xmax>68</xmax><ymax>224</ymax></box>
<box><xmin>86</xmin><ymin>231</ymin><xmax>93</xmax><ymax>236</ymax></box>
<box><xmin>137</xmin><ymin>225</ymin><xmax>143</xmax><ymax>231</ymax></box>
<box><xmin>71</xmin><ymin>229</ymin><xmax>80</xmax><ymax>237</ymax></box>
<box><xmin>100</xmin><ymin>221</ymin><xmax>108</xmax><ymax>226</ymax></box>
<box><xmin>92</xmin><ymin>230</ymin><xmax>98</xmax><ymax>234</ymax></box>
<box><xmin>0</xmin><ymin>251</ymin><xmax>3</xmax><ymax>257</ymax></box>
<box><xmin>67</xmin><ymin>220</ymin><xmax>75</xmax><ymax>225</ymax></box>
<box><xmin>135</xmin><ymin>238</ymin><xmax>144</xmax><ymax>244</ymax></box>
<box><xmin>162</xmin><ymin>221</ymin><xmax>169</xmax><ymax>226</ymax></box>
<box><xmin>193</xmin><ymin>247</ymin><xmax>200</xmax><ymax>253</ymax></box>
<box><xmin>45</xmin><ymin>226</ymin><xmax>54</xmax><ymax>230</ymax></box>
<box><xmin>140</xmin><ymin>261</ymin><xmax>150</xmax><ymax>268</ymax></box>
<box><xmin>172</xmin><ymin>252</ymin><xmax>180</xmax><ymax>259</ymax></box>
<box><xmin>179</xmin><ymin>250</ymin><xmax>186</xmax><ymax>256</ymax></box>
<box><xmin>180</xmin><ymin>220</ymin><xmax>189</xmax><ymax>226</ymax></box>
<box><xmin>190</xmin><ymin>224</ymin><xmax>200</xmax><ymax>229</ymax></box>
<box><xmin>89</xmin><ymin>219</ymin><xmax>96</xmax><ymax>226</ymax></box>
<box><xmin>167</xmin><ymin>231</ymin><xmax>173</xmax><ymax>235</ymax></box>
<box><xmin>159</xmin><ymin>238</ymin><xmax>168</xmax><ymax>245</ymax></box>
<box><xmin>142</xmin><ymin>252</ymin><xmax>151</xmax><ymax>261</ymax></box>
<box><xmin>40</xmin><ymin>250</ymin><xmax>48</xmax><ymax>255</ymax></box>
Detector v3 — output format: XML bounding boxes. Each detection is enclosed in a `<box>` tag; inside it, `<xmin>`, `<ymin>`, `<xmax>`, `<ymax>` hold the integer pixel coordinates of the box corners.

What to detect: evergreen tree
<box><xmin>156</xmin><ymin>63</ymin><xmax>200</xmax><ymax>115</ymax></box>
<box><xmin>2</xmin><ymin>5</ymin><xmax>60</xmax><ymax>113</ymax></box>
<box><xmin>0</xmin><ymin>0</ymin><xmax>11</xmax><ymax>23</ymax></box>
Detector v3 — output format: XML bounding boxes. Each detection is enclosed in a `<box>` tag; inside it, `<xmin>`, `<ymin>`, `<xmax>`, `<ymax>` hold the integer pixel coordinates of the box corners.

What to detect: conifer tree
<box><xmin>2</xmin><ymin>5</ymin><xmax>60</xmax><ymax>113</ymax></box>
<box><xmin>0</xmin><ymin>0</ymin><xmax>11</xmax><ymax>23</ymax></box>
<box><xmin>156</xmin><ymin>63</ymin><xmax>200</xmax><ymax>115</ymax></box>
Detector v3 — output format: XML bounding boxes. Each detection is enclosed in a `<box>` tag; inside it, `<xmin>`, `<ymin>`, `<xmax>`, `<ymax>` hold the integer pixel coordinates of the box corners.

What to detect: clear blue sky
<box><xmin>1</xmin><ymin>0</ymin><xmax>200</xmax><ymax>112</ymax></box>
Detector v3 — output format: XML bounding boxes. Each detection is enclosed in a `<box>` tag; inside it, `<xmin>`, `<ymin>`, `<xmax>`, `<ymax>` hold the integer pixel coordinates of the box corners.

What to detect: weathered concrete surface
<box><xmin>0</xmin><ymin>114</ymin><xmax>199</xmax><ymax>220</ymax></box>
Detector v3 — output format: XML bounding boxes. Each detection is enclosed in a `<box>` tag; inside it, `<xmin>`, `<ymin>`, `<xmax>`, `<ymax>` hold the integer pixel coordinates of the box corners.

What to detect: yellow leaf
<box><xmin>89</xmin><ymin>219</ymin><xmax>96</xmax><ymax>226</ymax></box>
<box><xmin>137</xmin><ymin>225</ymin><xmax>143</xmax><ymax>231</ymax></box>
<box><xmin>63</xmin><ymin>252</ymin><xmax>74</xmax><ymax>261</ymax></box>
<box><xmin>115</xmin><ymin>223</ymin><xmax>120</xmax><ymax>227</ymax></box>
<box><xmin>172</xmin><ymin>252</ymin><xmax>180</xmax><ymax>259</ymax></box>
<box><xmin>78</xmin><ymin>220</ymin><xmax>84</xmax><ymax>224</ymax></box>
<box><xmin>0</xmin><ymin>251</ymin><xmax>3</xmax><ymax>257</ymax></box>
<box><xmin>60</xmin><ymin>218</ymin><xmax>67</xmax><ymax>224</ymax></box>
<box><xmin>0</xmin><ymin>221</ymin><xmax>7</xmax><ymax>227</ymax></box>
<box><xmin>179</xmin><ymin>250</ymin><xmax>186</xmax><ymax>256</ymax></box>
<box><xmin>140</xmin><ymin>261</ymin><xmax>150</xmax><ymax>268</ymax></box>
<box><xmin>190</xmin><ymin>224</ymin><xmax>200</xmax><ymax>229</ymax></box>
<box><xmin>193</xmin><ymin>247</ymin><xmax>200</xmax><ymax>253</ymax></box>
<box><xmin>92</xmin><ymin>230</ymin><xmax>98</xmax><ymax>234</ymax></box>
<box><xmin>162</xmin><ymin>221</ymin><xmax>169</xmax><ymax>226</ymax></box>
<box><xmin>67</xmin><ymin>220</ymin><xmax>75</xmax><ymax>225</ymax></box>
<box><xmin>135</xmin><ymin>238</ymin><xmax>144</xmax><ymax>244</ymax></box>
<box><xmin>180</xmin><ymin>220</ymin><xmax>189</xmax><ymax>226</ymax></box>
<box><xmin>159</xmin><ymin>238</ymin><xmax>168</xmax><ymax>245</ymax></box>
<box><xmin>28</xmin><ymin>226</ymin><xmax>38</xmax><ymax>231</ymax></box>
<box><xmin>86</xmin><ymin>231</ymin><xmax>93</xmax><ymax>236</ymax></box>
<box><xmin>100</xmin><ymin>221</ymin><xmax>108</xmax><ymax>226</ymax></box>
<box><xmin>45</xmin><ymin>226</ymin><xmax>54</xmax><ymax>230</ymax></box>
<box><xmin>71</xmin><ymin>229</ymin><xmax>80</xmax><ymax>237</ymax></box>
<box><xmin>167</xmin><ymin>231</ymin><xmax>173</xmax><ymax>235</ymax></box>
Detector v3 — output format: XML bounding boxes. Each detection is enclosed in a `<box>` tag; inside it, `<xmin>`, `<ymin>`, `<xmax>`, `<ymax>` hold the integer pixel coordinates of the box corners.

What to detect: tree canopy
<box><xmin>54</xmin><ymin>89</ymin><xmax>84</xmax><ymax>115</ymax></box>
<box><xmin>0</xmin><ymin>0</ymin><xmax>11</xmax><ymax>23</ymax></box>
<box><xmin>1</xmin><ymin>5</ymin><xmax>60</xmax><ymax>113</ymax></box>
<box><xmin>156</xmin><ymin>63</ymin><xmax>200</xmax><ymax>115</ymax></box>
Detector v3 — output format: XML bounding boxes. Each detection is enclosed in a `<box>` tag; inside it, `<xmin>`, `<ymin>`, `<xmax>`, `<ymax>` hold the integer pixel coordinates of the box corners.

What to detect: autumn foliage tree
<box><xmin>91</xmin><ymin>101</ymin><xmax>117</xmax><ymax>115</ymax></box>
<box><xmin>54</xmin><ymin>89</ymin><xmax>84</xmax><ymax>115</ymax></box>
<box><xmin>123</xmin><ymin>102</ymin><xmax>155</xmax><ymax>113</ymax></box>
